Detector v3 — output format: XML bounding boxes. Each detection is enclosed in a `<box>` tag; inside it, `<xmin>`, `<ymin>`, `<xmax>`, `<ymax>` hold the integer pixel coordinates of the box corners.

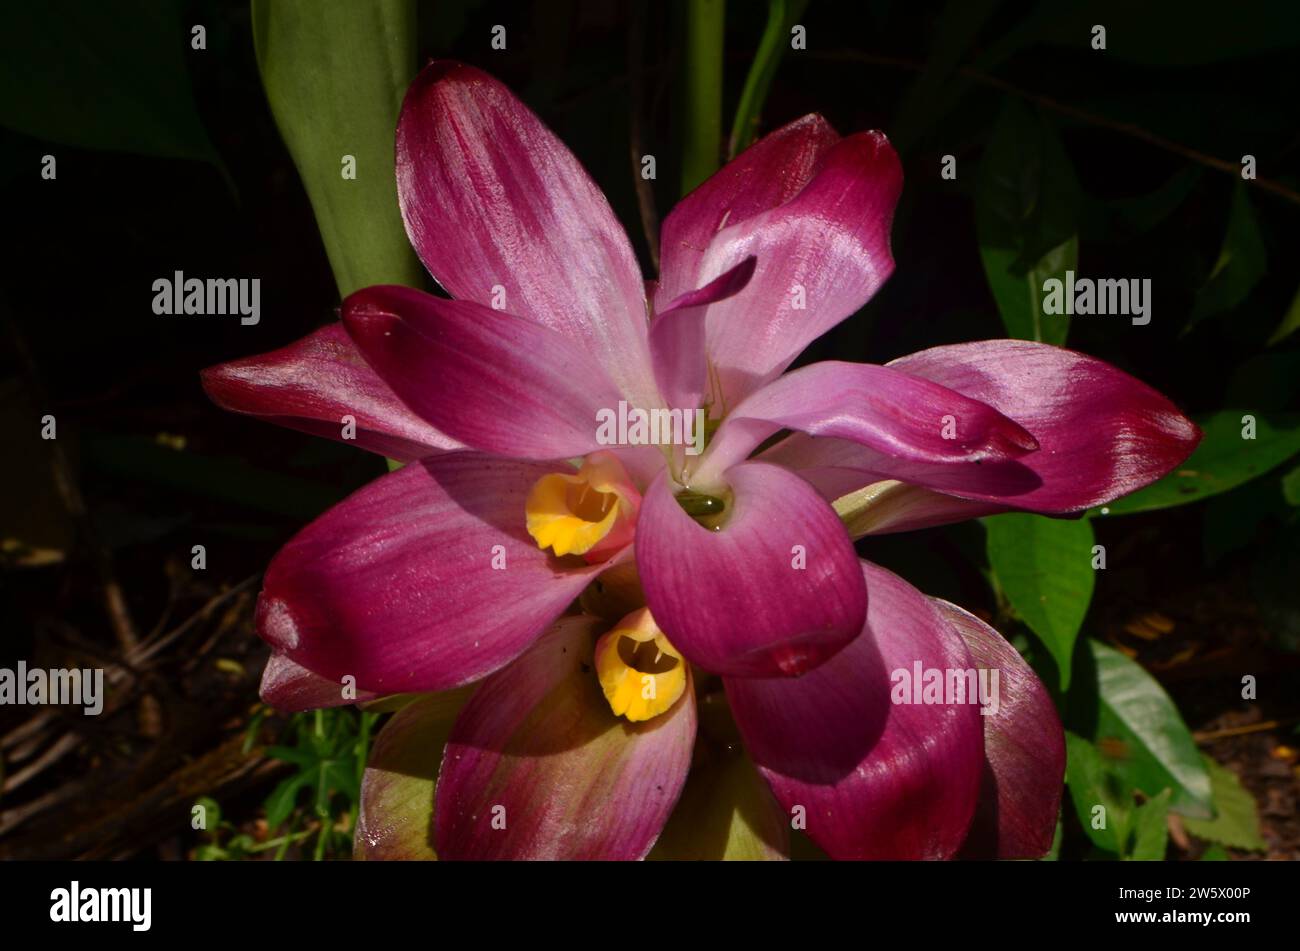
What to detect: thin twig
<box><xmin>0</xmin><ymin>785</ymin><xmax>83</xmax><ymax>838</ymax></box>
<box><xmin>1</xmin><ymin>711</ymin><xmax>55</xmax><ymax>753</ymax></box>
<box><xmin>1</xmin><ymin>734</ymin><xmax>83</xmax><ymax>796</ymax></box>
<box><xmin>130</xmin><ymin>575</ymin><xmax>259</xmax><ymax>666</ymax></box>
<box><xmin>1194</xmin><ymin>717</ymin><xmax>1299</xmax><ymax>744</ymax></box>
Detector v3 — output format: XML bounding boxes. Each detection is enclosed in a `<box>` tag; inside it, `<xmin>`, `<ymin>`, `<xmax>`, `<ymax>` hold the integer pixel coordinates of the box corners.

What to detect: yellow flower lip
<box><xmin>525</xmin><ymin>451</ymin><xmax>640</xmax><ymax>560</ymax></box>
<box><xmin>595</xmin><ymin>608</ymin><xmax>688</xmax><ymax>723</ymax></box>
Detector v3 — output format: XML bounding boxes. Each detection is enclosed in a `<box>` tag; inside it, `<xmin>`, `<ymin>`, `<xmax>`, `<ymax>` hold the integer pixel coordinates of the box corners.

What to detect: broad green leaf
<box><xmin>1084</xmin><ymin>640</ymin><xmax>1212</xmax><ymax>817</ymax></box>
<box><xmin>1182</xmin><ymin>757</ymin><xmax>1266</xmax><ymax>851</ymax></box>
<box><xmin>0</xmin><ymin>1</ymin><xmax>220</xmax><ymax>172</ymax></box>
<box><xmin>1185</xmin><ymin>183</ymin><xmax>1266</xmax><ymax>333</ymax></box>
<box><xmin>1064</xmin><ymin>732</ymin><xmax>1124</xmax><ymax>853</ymax></box>
<box><xmin>1201</xmin><ymin>845</ymin><xmax>1229</xmax><ymax>860</ymax></box>
<box><xmin>1127</xmin><ymin>789</ymin><xmax>1171</xmax><ymax>860</ymax></box>
<box><xmin>1094</xmin><ymin>411</ymin><xmax>1300</xmax><ymax>516</ymax></box>
<box><xmin>0</xmin><ymin>1</ymin><xmax>220</xmax><ymax>166</ymax></box>
<box><xmin>976</xmin><ymin>100</ymin><xmax>1080</xmax><ymax>346</ymax></box>
<box><xmin>1283</xmin><ymin>463</ymin><xmax>1300</xmax><ymax>506</ymax></box>
<box><xmin>980</xmin><ymin>237</ymin><xmax>1078</xmax><ymax>347</ymax></box>
<box><xmin>985</xmin><ymin>513</ymin><xmax>1095</xmax><ymax>687</ymax></box>
<box><xmin>82</xmin><ymin>430</ymin><xmax>346</xmax><ymax>520</ymax></box>
<box><xmin>252</xmin><ymin>0</ymin><xmax>422</xmax><ymax>296</ymax></box>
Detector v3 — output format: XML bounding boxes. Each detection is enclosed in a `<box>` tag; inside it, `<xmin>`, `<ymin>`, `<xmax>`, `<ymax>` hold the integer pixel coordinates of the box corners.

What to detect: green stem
<box><xmin>679</xmin><ymin>0</ymin><xmax>726</xmax><ymax>195</ymax></box>
<box><xmin>273</xmin><ymin>815</ymin><xmax>303</xmax><ymax>861</ymax></box>
<box><xmin>728</xmin><ymin>0</ymin><xmax>810</xmax><ymax>158</ymax></box>
<box><xmin>314</xmin><ymin>820</ymin><xmax>329</xmax><ymax>861</ymax></box>
<box><xmin>246</xmin><ymin>826</ymin><xmax>313</xmax><ymax>855</ymax></box>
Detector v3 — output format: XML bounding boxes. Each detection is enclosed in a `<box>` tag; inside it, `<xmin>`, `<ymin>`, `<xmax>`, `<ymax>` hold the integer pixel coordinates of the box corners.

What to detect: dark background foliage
<box><xmin>0</xmin><ymin>0</ymin><xmax>1297</xmax><ymax>859</ymax></box>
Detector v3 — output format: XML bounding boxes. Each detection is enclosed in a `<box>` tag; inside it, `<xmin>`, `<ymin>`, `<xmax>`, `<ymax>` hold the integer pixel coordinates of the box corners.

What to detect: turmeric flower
<box><xmin>203</xmin><ymin>62</ymin><xmax>1199</xmax><ymax>860</ymax></box>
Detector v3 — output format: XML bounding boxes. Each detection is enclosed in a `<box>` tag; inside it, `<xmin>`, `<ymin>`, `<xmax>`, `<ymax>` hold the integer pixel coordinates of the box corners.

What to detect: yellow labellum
<box><xmin>595</xmin><ymin>608</ymin><xmax>687</xmax><ymax>722</ymax></box>
<box><xmin>525</xmin><ymin>452</ymin><xmax>637</xmax><ymax>558</ymax></box>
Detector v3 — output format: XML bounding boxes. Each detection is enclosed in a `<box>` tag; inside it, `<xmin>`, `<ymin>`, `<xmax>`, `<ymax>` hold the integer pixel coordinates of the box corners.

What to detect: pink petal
<box><xmin>935</xmin><ymin>600</ymin><xmax>1065</xmax><ymax>859</ymax></box>
<box><xmin>884</xmin><ymin>341</ymin><xmax>1201</xmax><ymax>511</ymax></box>
<box><xmin>649</xmin><ymin>256</ymin><xmax>756</xmax><ymax>413</ymax></box>
<box><xmin>765</xmin><ymin>341</ymin><xmax>1200</xmax><ymax>513</ymax></box>
<box><xmin>258</xmin><ymin>652</ymin><xmax>378</xmax><ymax>712</ymax></box>
<box><xmin>200</xmin><ymin>324</ymin><xmax>460</xmax><ymax>461</ymax></box>
<box><xmin>606</xmin><ymin>444</ymin><xmax>669</xmax><ymax>493</ymax></box>
<box><xmin>435</xmin><ymin>616</ymin><xmax>696</xmax><ymax>860</ymax></box>
<box><xmin>725</xmin><ymin>561</ymin><xmax>986</xmax><ymax>860</ymax></box>
<box><xmin>665</xmin><ymin>131</ymin><xmax>902</xmax><ymax>411</ymax></box>
<box><xmin>396</xmin><ymin>61</ymin><xmax>657</xmax><ymax>408</ymax></box>
<box><xmin>757</xmin><ymin>442</ymin><xmax>1009</xmax><ymax>534</ymax></box>
<box><xmin>636</xmin><ymin>462</ymin><xmax>865</xmax><ymax>678</ymax></box>
<box><xmin>657</xmin><ymin>114</ymin><xmax>840</xmax><ymax>306</ymax></box>
<box><xmin>693</xmin><ymin>359</ymin><xmax>1038</xmax><ymax>485</ymax></box>
<box><xmin>256</xmin><ymin>453</ymin><xmax>608</xmax><ymax>694</ymax></box>
<box><xmin>343</xmin><ymin>285</ymin><xmax>625</xmax><ymax>460</ymax></box>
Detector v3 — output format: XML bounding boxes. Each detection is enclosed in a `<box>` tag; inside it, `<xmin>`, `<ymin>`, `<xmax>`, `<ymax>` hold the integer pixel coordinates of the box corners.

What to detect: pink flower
<box><xmin>203</xmin><ymin>62</ymin><xmax>1200</xmax><ymax>860</ymax></box>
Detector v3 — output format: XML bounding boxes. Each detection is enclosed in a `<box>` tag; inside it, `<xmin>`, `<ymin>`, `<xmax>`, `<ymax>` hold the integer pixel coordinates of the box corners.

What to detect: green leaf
<box><xmin>1228</xmin><ymin>352</ymin><xmax>1300</xmax><ymax>409</ymax></box>
<box><xmin>1185</xmin><ymin>183</ymin><xmax>1266</xmax><ymax>333</ymax></box>
<box><xmin>0</xmin><ymin>1</ymin><xmax>221</xmax><ymax>167</ymax></box>
<box><xmin>1094</xmin><ymin>411</ymin><xmax>1300</xmax><ymax>516</ymax></box>
<box><xmin>252</xmin><ymin>0</ymin><xmax>422</xmax><ymax>296</ymax></box>
<box><xmin>1064</xmin><ymin>732</ymin><xmax>1125</xmax><ymax>853</ymax></box>
<box><xmin>1201</xmin><ymin>845</ymin><xmax>1229</xmax><ymax>861</ymax></box>
<box><xmin>728</xmin><ymin>0</ymin><xmax>810</xmax><ymax>157</ymax></box>
<box><xmin>264</xmin><ymin>774</ymin><xmax>310</xmax><ymax>830</ymax></box>
<box><xmin>1202</xmin><ymin>475</ymin><xmax>1290</xmax><ymax>565</ymax></box>
<box><xmin>1083</xmin><ymin>640</ymin><xmax>1212</xmax><ymax>817</ymax></box>
<box><xmin>890</xmin><ymin>0</ymin><xmax>1004</xmax><ymax>151</ymax></box>
<box><xmin>985</xmin><ymin>513</ymin><xmax>1096</xmax><ymax>688</ymax></box>
<box><xmin>1182</xmin><ymin>757</ymin><xmax>1266</xmax><ymax>851</ymax></box>
<box><xmin>1283</xmin><ymin>463</ymin><xmax>1300</xmax><ymax>507</ymax></box>
<box><xmin>82</xmin><ymin>430</ymin><xmax>347</xmax><ymax>520</ymax></box>
<box><xmin>1127</xmin><ymin>789</ymin><xmax>1171</xmax><ymax>860</ymax></box>
<box><xmin>1266</xmin><ymin>280</ymin><xmax>1300</xmax><ymax>346</ymax></box>
<box><xmin>264</xmin><ymin>744</ymin><xmax>316</xmax><ymax>768</ymax></box>
<box><xmin>1097</xmin><ymin>167</ymin><xmax>1202</xmax><ymax>238</ymax></box>
<box><xmin>977</xmin><ymin>100</ymin><xmax>1080</xmax><ymax>345</ymax></box>
<box><xmin>194</xmin><ymin>796</ymin><xmax>222</xmax><ymax>831</ymax></box>
<box><xmin>981</xmin><ymin>0</ymin><xmax>1300</xmax><ymax>68</ymax></box>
